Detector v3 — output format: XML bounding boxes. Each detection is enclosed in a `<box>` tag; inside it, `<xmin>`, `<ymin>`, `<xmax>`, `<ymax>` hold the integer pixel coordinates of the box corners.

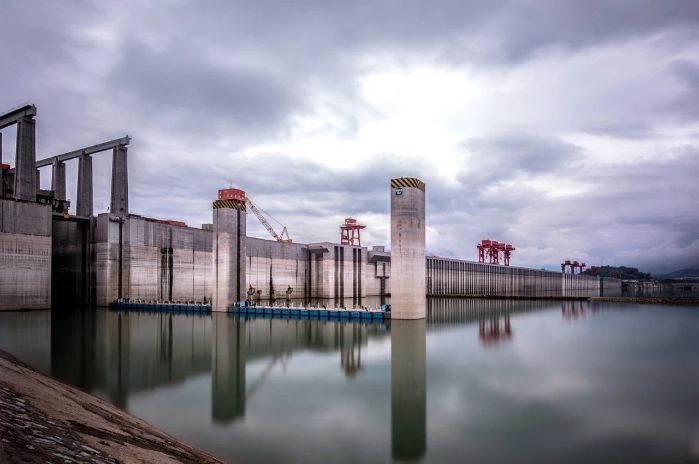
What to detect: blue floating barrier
<box><xmin>282</xmin><ymin>308</ymin><xmax>290</xmax><ymax>317</ymax></box>
<box><xmin>273</xmin><ymin>308</ymin><xmax>282</xmax><ymax>317</ymax></box>
<box><xmin>350</xmin><ymin>311</ymin><xmax>362</xmax><ymax>319</ymax></box>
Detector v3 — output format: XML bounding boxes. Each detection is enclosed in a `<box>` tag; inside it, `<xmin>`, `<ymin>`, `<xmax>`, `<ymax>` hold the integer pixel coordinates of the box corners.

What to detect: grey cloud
<box><xmin>666</xmin><ymin>58</ymin><xmax>699</xmax><ymax>121</ymax></box>
<box><xmin>107</xmin><ymin>40</ymin><xmax>303</xmax><ymax>140</ymax></box>
<box><xmin>2</xmin><ymin>0</ymin><xmax>698</xmax><ymax>273</ymax></box>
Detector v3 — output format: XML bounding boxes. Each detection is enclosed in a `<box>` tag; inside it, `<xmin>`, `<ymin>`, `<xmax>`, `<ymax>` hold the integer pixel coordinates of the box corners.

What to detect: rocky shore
<box><xmin>0</xmin><ymin>350</ymin><xmax>222</xmax><ymax>464</ymax></box>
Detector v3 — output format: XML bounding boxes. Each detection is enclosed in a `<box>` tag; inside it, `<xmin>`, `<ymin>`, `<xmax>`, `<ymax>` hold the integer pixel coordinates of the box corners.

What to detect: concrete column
<box><xmin>212</xmin><ymin>197</ymin><xmax>246</xmax><ymax>312</ymax></box>
<box><xmin>14</xmin><ymin>116</ymin><xmax>36</xmax><ymax>201</ymax></box>
<box><xmin>110</xmin><ymin>145</ymin><xmax>128</xmax><ymax>216</ymax></box>
<box><xmin>390</xmin><ymin>177</ymin><xmax>426</xmax><ymax>319</ymax></box>
<box><xmin>51</xmin><ymin>160</ymin><xmax>66</xmax><ymax>201</ymax></box>
<box><xmin>391</xmin><ymin>320</ymin><xmax>426</xmax><ymax>461</ymax></box>
<box><xmin>76</xmin><ymin>153</ymin><xmax>93</xmax><ymax>217</ymax></box>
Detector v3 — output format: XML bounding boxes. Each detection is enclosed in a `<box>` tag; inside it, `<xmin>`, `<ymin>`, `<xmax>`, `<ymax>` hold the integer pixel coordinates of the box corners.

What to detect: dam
<box><xmin>0</xmin><ymin>103</ymin><xmax>620</xmax><ymax>311</ymax></box>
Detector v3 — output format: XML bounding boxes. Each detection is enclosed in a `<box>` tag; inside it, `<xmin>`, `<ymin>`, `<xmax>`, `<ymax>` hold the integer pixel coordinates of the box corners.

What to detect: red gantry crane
<box><xmin>340</xmin><ymin>218</ymin><xmax>366</xmax><ymax>246</ymax></box>
<box><xmin>477</xmin><ymin>239</ymin><xmax>515</xmax><ymax>266</ymax></box>
<box><xmin>561</xmin><ymin>260</ymin><xmax>586</xmax><ymax>274</ymax></box>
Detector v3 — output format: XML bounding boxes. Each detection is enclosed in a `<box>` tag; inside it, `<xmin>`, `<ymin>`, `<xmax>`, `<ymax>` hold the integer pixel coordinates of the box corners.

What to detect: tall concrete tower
<box><xmin>390</xmin><ymin>177</ymin><xmax>426</xmax><ymax>319</ymax></box>
<box><xmin>212</xmin><ymin>189</ymin><xmax>247</xmax><ymax>312</ymax></box>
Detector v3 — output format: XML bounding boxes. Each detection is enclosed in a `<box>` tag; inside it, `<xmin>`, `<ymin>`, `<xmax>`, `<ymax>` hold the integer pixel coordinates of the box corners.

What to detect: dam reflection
<box><xmin>0</xmin><ymin>300</ymin><xmax>553</xmax><ymax>461</ymax></box>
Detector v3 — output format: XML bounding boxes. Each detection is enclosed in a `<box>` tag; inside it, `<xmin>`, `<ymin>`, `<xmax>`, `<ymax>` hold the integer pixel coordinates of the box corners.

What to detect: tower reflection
<box><xmin>478</xmin><ymin>314</ymin><xmax>512</xmax><ymax>348</ymax></box>
<box><xmin>211</xmin><ymin>313</ymin><xmax>246</xmax><ymax>423</ymax></box>
<box><xmin>391</xmin><ymin>319</ymin><xmax>427</xmax><ymax>462</ymax></box>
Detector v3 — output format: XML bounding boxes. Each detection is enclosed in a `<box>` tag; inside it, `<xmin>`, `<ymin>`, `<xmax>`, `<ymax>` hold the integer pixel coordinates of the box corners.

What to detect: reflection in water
<box><xmin>212</xmin><ymin>313</ymin><xmax>246</xmax><ymax>423</ymax></box>
<box><xmin>560</xmin><ymin>300</ymin><xmax>602</xmax><ymax>321</ymax></box>
<box><xmin>478</xmin><ymin>314</ymin><xmax>512</xmax><ymax>348</ymax></box>
<box><xmin>391</xmin><ymin>320</ymin><xmax>427</xmax><ymax>462</ymax></box>
<box><xmin>209</xmin><ymin>314</ymin><xmax>388</xmax><ymax>424</ymax></box>
<box><xmin>1</xmin><ymin>300</ymin><xmax>698</xmax><ymax>464</ymax></box>
<box><xmin>339</xmin><ymin>323</ymin><xmax>364</xmax><ymax>377</ymax></box>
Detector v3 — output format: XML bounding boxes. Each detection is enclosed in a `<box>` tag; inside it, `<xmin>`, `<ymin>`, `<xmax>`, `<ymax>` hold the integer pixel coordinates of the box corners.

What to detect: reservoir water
<box><xmin>0</xmin><ymin>299</ymin><xmax>697</xmax><ymax>463</ymax></box>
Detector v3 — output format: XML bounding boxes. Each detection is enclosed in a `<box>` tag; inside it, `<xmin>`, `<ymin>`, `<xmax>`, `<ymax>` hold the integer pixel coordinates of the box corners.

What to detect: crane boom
<box><xmin>245</xmin><ymin>197</ymin><xmax>292</xmax><ymax>243</ymax></box>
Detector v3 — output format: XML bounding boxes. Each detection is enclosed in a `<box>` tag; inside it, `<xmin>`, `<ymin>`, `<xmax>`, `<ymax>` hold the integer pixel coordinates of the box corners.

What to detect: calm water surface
<box><xmin>0</xmin><ymin>299</ymin><xmax>697</xmax><ymax>463</ymax></box>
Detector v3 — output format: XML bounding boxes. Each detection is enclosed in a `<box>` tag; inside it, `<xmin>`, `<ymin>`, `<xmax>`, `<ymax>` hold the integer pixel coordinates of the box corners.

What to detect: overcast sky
<box><xmin>1</xmin><ymin>1</ymin><xmax>698</xmax><ymax>273</ymax></box>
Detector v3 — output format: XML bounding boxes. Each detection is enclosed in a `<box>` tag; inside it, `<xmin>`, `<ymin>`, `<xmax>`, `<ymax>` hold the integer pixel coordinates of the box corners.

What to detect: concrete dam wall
<box><xmin>0</xmin><ymin>198</ymin><xmax>52</xmax><ymax>311</ymax></box>
<box><xmin>0</xmin><ymin>196</ymin><xmax>618</xmax><ymax>311</ymax></box>
<box><xmin>0</xmin><ymin>102</ymin><xmax>621</xmax><ymax>311</ymax></box>
<box><xmin>85</xmin><ymin>213</ymin><xmax>617</xmax><ymax>307</ymax></box>
<box><xmin>426</xmin><ymin>257</ymin><xmax>606</xmax><ymax>298</ymax></box>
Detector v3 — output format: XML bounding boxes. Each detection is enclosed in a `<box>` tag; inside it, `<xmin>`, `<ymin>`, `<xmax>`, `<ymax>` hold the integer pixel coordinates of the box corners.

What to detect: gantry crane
<box><xmin>245</xmin><ymin>197</ymin><xmax>292</xmax><ymax>243</ymax></box>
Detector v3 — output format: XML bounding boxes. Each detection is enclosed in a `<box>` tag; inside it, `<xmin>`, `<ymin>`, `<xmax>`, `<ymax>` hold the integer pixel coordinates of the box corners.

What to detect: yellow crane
<box><xmin>245</xmin><ymin>197</ymin><xmax>292</xmax><ymax>243</ymax></box>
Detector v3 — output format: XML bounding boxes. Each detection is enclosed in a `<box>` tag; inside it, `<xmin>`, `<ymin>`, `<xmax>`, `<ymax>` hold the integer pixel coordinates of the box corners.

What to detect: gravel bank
<box><xmin>0</xmin><ymin>349</ymin><xmax>223</xmax><ymax>464</ymax></box>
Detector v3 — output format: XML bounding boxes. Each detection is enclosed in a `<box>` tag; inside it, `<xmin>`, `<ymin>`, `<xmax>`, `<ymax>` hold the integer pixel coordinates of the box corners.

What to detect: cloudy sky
<box><xmin>1</xmin><ymin>0</ymin><xmax>698</xmax><ymax>273</ymax></box>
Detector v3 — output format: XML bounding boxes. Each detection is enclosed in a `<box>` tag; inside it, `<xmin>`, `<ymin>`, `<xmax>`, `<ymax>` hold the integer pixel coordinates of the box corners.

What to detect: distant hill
<box><xmin>583</xmin><ymin>265</ymin><xmax>652</xmax><ymax>280</ymax></box>
<box><xmin>654</xmin><ymin>268</ymin><xmax>699</xmax><ymax>280</ymax></box>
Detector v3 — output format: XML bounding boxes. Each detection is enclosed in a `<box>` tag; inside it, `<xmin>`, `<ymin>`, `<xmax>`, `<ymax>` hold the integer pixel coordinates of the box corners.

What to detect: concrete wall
<box><xmin>426</xmin><ymin>256</ymin><xmax>603</xmax><ymax>298</ymax></box>
<box><xmin>94</xmin><ymin>214</ymin><xmax>212</xmax><ymax>306</ymax></box>
<box><xmin>0</xmin><ymin>198</ymin><xmax>52</xmax><ymax>310</ymax></box>
<box><xmin>246</xmin><ymin>237</ymin><xmax>308</xmax><ymax>302</ymax></box>
<box><xmin>90</xmin><ymin>213</ymin><xmax>616</xmax><ymax>307</ymax></box>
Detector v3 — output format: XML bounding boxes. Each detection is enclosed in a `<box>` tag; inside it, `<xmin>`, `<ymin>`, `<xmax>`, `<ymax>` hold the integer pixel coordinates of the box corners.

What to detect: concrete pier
<box><xmin>110</xmin><ymin>145</ymin><xmax>128</xmax><ymax>216</ymax></box>
<box><xmin>14</xmin><ymin>116</ymin><xmax>36</xmax><ymax>201</ymax></box>
<box><xmin>212</xmin><ymin>197</ymin><xmax>246</xmax><ymax>312</ymax></box>
<box><xmin>51</xmin><ymin>160</ymin><xmax>66</xmax><ymax>201</ymax></box>
<box><xmin>391</xmin><ymin>319</ymin><xmax>426</xmax><ymax>461</ymax></box>
<box><xmin>76</xmin><ymin>154</ymin><xmax>93</xmax><ymax>217</ymax></box>
<box><xmin>390</xmin><ymin>177</ymin><xmax>427</xmax><ymax>319</ymax></box>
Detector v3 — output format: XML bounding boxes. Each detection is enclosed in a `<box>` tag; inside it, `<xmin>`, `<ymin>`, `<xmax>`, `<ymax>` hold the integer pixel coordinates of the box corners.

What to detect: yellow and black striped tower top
<box><xmin>213</xmin><ymin>199</ymin><xmax>247</xmax><ymax>211</ymax></box>
<box><xmin>391</xmin><ymin>177</ymin><xmax>425</xmax><ymax>192</ymax></box>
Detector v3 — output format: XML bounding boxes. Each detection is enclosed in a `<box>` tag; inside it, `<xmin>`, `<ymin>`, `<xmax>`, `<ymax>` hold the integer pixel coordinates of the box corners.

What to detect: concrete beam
<box><xmin>0</xmin><ymin>104</ymin><xmax>36</xmax><ymax>130</ymax></box>
<box><xmin>110</xmin><ymin>145</ymin><xmax>128</xmax><ymax>216</ymax></box>
<box><xmin>13</xmin><ymin>116</ymin><xmax>36</xmax><ymax>201</ymax></box>
<box><xmin>52</xmin><ymin>160</ymin><xmax>66</xmax><ymax>201</ymax></box>
<box><xmin>34</xmin><ymin>136</ymin><xmax>130</xmax><ymax>169</ymax></box>
<box><xmin>76</xmin><ymin>154</ymin><xmax>93</xmax><ymax>217</ymax></box>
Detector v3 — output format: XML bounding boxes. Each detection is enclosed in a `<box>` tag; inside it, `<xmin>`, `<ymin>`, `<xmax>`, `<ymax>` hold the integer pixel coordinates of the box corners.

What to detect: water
<box><xmin>1</xmin><ymin>299</ymin><xmax>698</xmax><ymax>463</ymax></box>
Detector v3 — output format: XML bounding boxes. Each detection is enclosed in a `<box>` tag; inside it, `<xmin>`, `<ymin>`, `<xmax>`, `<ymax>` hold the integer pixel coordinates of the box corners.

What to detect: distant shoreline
<box><xmin>0</xmin><ymin>349</ymin><xmax>222</xmax><ymax>464</ymax></box>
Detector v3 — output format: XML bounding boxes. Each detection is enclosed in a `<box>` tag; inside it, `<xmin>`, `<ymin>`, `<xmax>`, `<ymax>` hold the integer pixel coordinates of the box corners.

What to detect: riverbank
<box><xmin>0</xmin><ymin>350</ymin><xmax>222</xmax><ymax>463</ymax></box>
<box><xmin>590</xmin><ymin>297</ymin><xmax>699</xmax><ymax>306</ymax></box>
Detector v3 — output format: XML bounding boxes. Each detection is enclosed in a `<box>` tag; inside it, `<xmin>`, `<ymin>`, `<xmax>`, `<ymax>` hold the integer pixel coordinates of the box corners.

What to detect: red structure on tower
<box><xmin>340</xmin><ymin>218</ymin><xmax>366</xmax><ymax>246</ymax></box>
<box><xmin>477</xmin><ymin>240</ymin><xmax>516</xmax><ymax>266</ymax></box>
